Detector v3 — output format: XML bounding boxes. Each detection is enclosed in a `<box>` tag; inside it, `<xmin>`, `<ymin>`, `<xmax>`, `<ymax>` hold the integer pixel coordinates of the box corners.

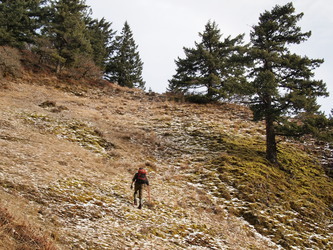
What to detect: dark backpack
<box><xmin>137</xmin><ymin>168</ymin><xmax>147</xmax><ymax>182</ymax></box>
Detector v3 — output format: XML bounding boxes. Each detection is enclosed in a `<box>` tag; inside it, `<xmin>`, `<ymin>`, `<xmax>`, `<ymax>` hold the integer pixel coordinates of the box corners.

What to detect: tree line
<box><xmin>0</xmin><ymin>1</ymin><xmax>331</xmax><ymax>163</ymax></box>
<box><xmin>0</xmin><ymin>0</ymin><xmax>145</xmax><ymax>88</ymax></box>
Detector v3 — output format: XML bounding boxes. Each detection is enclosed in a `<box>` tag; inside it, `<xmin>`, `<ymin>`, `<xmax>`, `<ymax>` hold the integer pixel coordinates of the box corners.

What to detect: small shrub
<box><xmin>145</xmin><ymin>161</ymin><xmax>158</xmax><ymax>172</ymax></box>
<box><xmin>39</xmin><ymin>101</ymin><xmax>57</xmax><ymax>108</ymax></box>
<box><xmin>185</xmin><ymin>94</ymin><xmax>212</xmax><ymax>104</ymax></box>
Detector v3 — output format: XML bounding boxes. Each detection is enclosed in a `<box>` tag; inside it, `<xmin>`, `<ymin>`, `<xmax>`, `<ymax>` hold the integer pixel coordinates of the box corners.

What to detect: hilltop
<box><xmin>0</xmin><ymin>74</ymin><xmax>332</xmax><ymax>249</ymax></box>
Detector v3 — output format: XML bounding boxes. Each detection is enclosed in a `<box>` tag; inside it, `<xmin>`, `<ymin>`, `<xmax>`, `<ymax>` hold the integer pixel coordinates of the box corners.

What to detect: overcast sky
<box><xmin>86</xmin><ymin>0</ymin><xmax>332</xmax><ymax>114</ymax></box>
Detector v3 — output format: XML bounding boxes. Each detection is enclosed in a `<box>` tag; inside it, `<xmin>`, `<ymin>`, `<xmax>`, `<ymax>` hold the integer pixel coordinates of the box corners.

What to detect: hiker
<box><xmin>131</xmin><ymin>167</ymin><xmax>150</xmax><ymax>209</ymax></box>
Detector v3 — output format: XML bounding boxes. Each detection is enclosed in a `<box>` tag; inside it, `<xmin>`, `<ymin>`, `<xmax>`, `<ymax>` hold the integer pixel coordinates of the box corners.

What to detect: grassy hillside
<box><xmin>0</xmin><ymin>75</ymin><xmax>332</xmax><ymax>249</ymax></box>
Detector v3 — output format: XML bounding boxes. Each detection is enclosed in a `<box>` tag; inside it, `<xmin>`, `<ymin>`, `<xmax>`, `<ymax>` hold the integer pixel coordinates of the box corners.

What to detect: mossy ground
<box><xmin>22</xmin><ymin>112</ymin><xmax>113</xmax><ymax>156</ymax></box>
<box><xmin>141</xmin><ymin>101</ymin><xmax>333</xmax><ymax>248</ymax></box>
<box><xmin>186</xmin><ymin>126</ymin><xmax>333</xmax><ymax>248</ymax></box>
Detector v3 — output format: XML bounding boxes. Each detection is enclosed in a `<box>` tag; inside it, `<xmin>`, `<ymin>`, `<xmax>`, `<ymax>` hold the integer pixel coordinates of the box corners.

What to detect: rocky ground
<box><xmin>0</xmin><ymin>76</ymin><xmax>332</xmax><ymax>249</ymax></box>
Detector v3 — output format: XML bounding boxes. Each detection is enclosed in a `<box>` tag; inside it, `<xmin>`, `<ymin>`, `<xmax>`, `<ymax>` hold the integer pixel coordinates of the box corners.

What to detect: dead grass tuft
<box><xmin>0</xmin><ymin>206</ymin><xmax>57</xmax><ymax>250</ymax></box>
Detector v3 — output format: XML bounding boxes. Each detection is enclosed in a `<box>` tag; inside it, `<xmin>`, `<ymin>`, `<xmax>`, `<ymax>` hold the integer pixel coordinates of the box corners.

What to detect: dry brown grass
<box><xmin>0</xmin><ymin>191</ymin><xmax>57</xmax><ymax>250</ymax></box>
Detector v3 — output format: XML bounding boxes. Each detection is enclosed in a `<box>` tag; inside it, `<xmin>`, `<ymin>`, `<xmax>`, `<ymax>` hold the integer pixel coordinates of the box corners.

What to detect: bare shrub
<box><xmin>67</xmin><ymin>55</ymin><xmax>103</xmax><ymax>80</ymax></box>
<box><xmin>0</xmin><ymin>46</ymin><xmax>23</xmax><ymax>78</ymax></box>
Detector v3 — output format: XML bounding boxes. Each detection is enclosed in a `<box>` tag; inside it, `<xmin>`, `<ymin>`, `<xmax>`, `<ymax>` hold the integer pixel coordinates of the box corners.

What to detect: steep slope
<box><xmin>0</xmin><ymin>76</ymin><xmax>332</xmax><ymax>249</ymax></box>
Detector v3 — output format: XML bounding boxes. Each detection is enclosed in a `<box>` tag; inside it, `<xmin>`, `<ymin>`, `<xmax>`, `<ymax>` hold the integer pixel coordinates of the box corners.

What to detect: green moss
<box><xmin>22</xmin><ymin>112</ymin><xmax>113</xmax><ymax>156</ymax></box>
<box><xmin>186</xmin><ymin>125</ymin><xmax>333</xmax><ymax>248</ymax></box>
<box><xmin>220</xmin><ymin>143</ymin><xmax>331</xmax><ymax>247</ymax></box>
<box><xmin>47</xmin><ymin>178</ymin><xmax>115</xmax><ymax>206</ymax></box>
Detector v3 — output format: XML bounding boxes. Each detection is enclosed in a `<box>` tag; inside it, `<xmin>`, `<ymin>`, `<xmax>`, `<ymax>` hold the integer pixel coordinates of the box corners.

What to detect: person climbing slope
<box><xmin>131</xmin><ymin>167</ymin><xmax>150</xmax><ymax>209</ymax></box>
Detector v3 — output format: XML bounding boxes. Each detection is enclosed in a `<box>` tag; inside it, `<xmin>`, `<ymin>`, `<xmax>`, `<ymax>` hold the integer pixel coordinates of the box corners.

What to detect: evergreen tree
<box><xmin>168</xmin><ymin>21</ymin><xmax>248</xmax><ymax>101</ymax></box>
<box><xmin>277</xmin><ymin>111</ymin><xmax>333</xmax><ymax>143</ymax></box>
<box><xmin>106</xmin><ymin>21</ymin><xmax>145</xmax><ymax>89</ymax></box>
<box><xmin>86</xmin><ymin>17</ymin><xmax>115</xmax><ymax>70</ymax></box>
<box><xmin>43</xmin><ymin>0</ymin><xmax>92</xmax><ymax>72</ymax></box>
<box><xmin>248</xmin><ymin>3</ymin><xmax>328</xmax><ymax>163</ymax></box>
<box><xmin>0</xmin><ymin>0</ymin><xmax>44</xmax><ymax>48</ymax></box>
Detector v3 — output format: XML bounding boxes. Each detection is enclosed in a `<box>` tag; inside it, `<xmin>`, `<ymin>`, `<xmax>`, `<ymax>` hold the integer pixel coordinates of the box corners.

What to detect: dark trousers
<box><xmin>134</xmin><ymin>182</ymin><xmax>145</xmax><ymax>203</ymax></box>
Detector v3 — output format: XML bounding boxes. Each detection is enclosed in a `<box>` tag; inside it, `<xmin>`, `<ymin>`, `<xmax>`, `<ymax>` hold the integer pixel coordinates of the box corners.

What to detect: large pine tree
<box><xmin>86</xmin><ymin>17</ymin><xmax>115</xmax><ymax>70</ymax></box>
<box><xmin>43</xmin><ymin>0</ymin><xmax>92</xmax><ymax>73</ymax></box>
<box><xmin>249</xmin><ymin>2</ymin><xmax>328</xmax><ymax>163</ymax></box>
<box><xmin>168</xmin><ymin>21</ymin><xmax>248</xmax><ymax>101</ymax></box>
<box><xmin>106</xmin><ymin>21</ymin><xmax>145</xmax><ymax>89</ymax></box>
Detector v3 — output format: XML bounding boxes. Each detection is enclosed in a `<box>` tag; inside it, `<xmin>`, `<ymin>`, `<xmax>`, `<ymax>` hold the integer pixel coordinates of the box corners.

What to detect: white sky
<box><xmin>86</xmin><ymin>0</ymin><xmax>332</xmax><ymax>115</ymax></box>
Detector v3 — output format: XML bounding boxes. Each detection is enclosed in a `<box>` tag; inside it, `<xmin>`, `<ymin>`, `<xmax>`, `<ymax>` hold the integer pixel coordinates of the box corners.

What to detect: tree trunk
<box><xmin>56</xmin><ymin>61</ymin><xmax>61</xmax><ymax>74</ymax></box>
<box><xmin>266</xmin><ymin>115</ymin><xmax>278</xmax><ymax>164</ymax></box>
<box><xmin>207</xmin><ymin>85</ymin><xmax>214</xmax><ymax>99</ymax></box>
